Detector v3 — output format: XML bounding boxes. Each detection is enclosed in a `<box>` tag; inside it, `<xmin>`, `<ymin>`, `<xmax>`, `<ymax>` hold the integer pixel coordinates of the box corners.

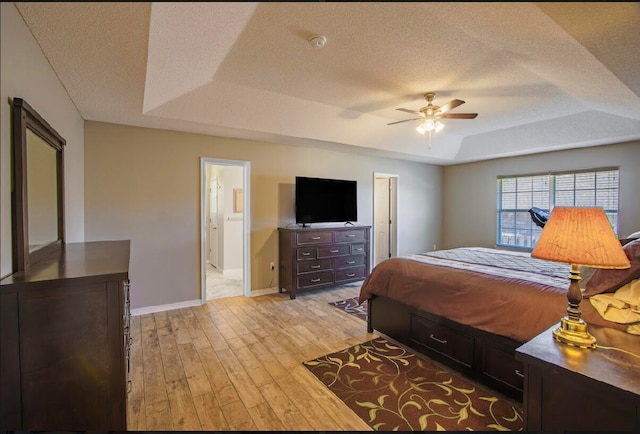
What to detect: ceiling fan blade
<box><xmin>438</xmin><ymin>99</ymin><xmax>465</xmax><ymax>114</ymax></box>
<box><xmin>396</xmin><ymin>108</ymin><xmax>423</xmax><ymax>115</ymax></box>
<box><xmin>387</xmin><ymin>117</ymin><xmax>423</xmax><ymax>125</ymax></box>
<box><xmin>440</xmin><ymin>113</ymin><xmax>478</xmax><ymax>119</ymax></box>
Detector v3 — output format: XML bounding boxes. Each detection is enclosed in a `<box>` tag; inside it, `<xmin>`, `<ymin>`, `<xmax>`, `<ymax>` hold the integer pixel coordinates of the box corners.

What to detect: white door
<box><xmin>375</xmin><ymin>177</ymin><xmax>391</xmax><ymax>265</ymax></box>
<box><xmin>209</xmin><ymin>177</ymin><xmax>219</xmax><ymax>268</ymax></box>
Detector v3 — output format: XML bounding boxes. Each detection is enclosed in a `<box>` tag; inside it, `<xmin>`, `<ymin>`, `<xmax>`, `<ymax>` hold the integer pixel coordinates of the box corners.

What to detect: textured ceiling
<box><xmin>14</xmin><ymin>2</ymin><xmax>640</xmax><ymax>165</ymax></box>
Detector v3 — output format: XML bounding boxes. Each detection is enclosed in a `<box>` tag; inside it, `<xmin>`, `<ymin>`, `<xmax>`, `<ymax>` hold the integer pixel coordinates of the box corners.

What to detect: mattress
<box><xmin>359</xmin><ymin>247</ymin><xmax>625</xmax><ymax>342</ymax></box>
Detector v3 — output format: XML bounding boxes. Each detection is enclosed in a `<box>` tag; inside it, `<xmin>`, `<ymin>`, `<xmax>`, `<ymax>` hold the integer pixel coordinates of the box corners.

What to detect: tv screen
<box><xmin>295</xmin><ymin>176</ymin><xmax>357</xmax><ymax>225</ymax></box>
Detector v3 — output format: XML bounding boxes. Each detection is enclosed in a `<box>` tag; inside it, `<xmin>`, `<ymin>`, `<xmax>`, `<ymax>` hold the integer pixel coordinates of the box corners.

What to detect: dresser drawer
<box><xmin>298</xmin><ymin>271</ymin><xmax>333</xmax><ymax>288</ymax></box>
<box><xmin>334</xmin><ymin>255</ymin><xmax>366</xmax><ymax>269</ymax></box>
<box><xmin>335</xmin><ymin>266</ymin><xmax>366</xmax><ymax>282</ymax></box>
<box><xmin>334</xmin><ymin>229</ymin><xmax>366</xmax><ymax>243</ymax></box>
<box><xmin>297</xmin><ymin>259</ymin><xmax>332</xmax><ymax>273</ymax></box>
<box><xmin>481</xmin><ymin>343</ymin><xmax>523</xmax><ymax>392</ymax></box>
<box><xmin>297</xmin><ymin>231</ymin><xmax>333</xmax><ymax>245</ymax></box>
<box><xmin>296</xmin><ymin>247</ymin><xmax>316</xmax><ymax>260</ymax></box>
<box><xmin>317</xmin><ymin>244</ymin><xmax>350</xmax><ymax>258</ymax></box>
<box><xmin>410</xmin><ymin>315</ymin><xmax>473</xmax><ymax>367</ymax></box>
<box><xmin>351</xmin><ymin>243</ymin><xmax>366</xmax><ymax>255</ymax></box>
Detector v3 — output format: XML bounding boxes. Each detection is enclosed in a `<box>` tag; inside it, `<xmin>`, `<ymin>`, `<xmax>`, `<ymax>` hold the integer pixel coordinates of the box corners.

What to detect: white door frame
<box><xmin>200</xmin><ymin>157</ymin><xmax>251</xmax><ymax>303</ymax></box>
<box><xmin>373</xmin><ymin>172</ymin><xmax>399</xmax><ymax>267</ymax></box>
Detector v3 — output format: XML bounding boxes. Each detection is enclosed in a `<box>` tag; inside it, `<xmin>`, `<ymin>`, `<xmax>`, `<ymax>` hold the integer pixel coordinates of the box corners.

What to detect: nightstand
<box><xmin>516</xmin><ymin>324</ymin><xmax>640</xmax><ymax>431</ymax></box>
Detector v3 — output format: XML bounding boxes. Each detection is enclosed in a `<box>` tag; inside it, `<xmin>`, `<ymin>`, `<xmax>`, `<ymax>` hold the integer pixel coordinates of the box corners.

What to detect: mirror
<box><xmin>12</xmin><ymin>98</ymin><xmax>65</xmax><ymax>272</ymax></box>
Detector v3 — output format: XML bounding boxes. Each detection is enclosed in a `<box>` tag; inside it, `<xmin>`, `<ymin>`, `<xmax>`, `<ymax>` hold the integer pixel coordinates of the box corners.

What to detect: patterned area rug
<box><xmin>303</xmin><ymin>337</ymin><xmax>523</xmax><ymax>431</ymax></box>
<box><xmin>328</xmin><ymin>297</ymin><xmax>367</xmax><ymax>321</ymax></box>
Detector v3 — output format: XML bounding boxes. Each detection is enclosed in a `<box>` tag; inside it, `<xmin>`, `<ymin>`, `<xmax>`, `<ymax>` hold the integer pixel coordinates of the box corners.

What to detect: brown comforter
<box><xmin>359</xmin><ymin>248</ymin><xmax>625</xmax><ymax>342</ymax></box>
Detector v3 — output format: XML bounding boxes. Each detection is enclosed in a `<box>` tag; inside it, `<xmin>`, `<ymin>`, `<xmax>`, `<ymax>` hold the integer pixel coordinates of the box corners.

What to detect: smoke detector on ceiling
<box><xmin>309</xmin><ymin>34</ymin><xmax>327</xmax><ymax>49</ymax></box>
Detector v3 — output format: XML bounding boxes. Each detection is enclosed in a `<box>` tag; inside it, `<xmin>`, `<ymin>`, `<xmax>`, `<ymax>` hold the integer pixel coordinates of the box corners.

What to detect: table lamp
<box><xmin>531</xmin><ymin>207</ymin><xmax>630</xmax><ymax>348</ymax></box>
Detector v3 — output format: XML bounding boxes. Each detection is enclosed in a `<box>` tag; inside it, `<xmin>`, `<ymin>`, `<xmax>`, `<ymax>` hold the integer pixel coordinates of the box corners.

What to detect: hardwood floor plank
<box><xmin>258</xmin><ymin>381</ymin><xmax>315</xmax><ymax>430</ymax></box>
<box><xmin>232</xmin><ymin>344</ymin><xmax>273</xmax><ymax>388</ymax></box>
<box><xmin>225</xmin><ymin>336</ymin><xmax>247</xmax><ymax>351</ymax></box>
<box><xmin>168</xmin><ymin>394</ymin><xmax>202</xmax><ymax>430</ymax></box>
<box><xmin>215</xmin><ymin>347</ymin><xmax>265</xmax><ymax>409</ymax></box>
<box><xmin>218</xmin><ymin>307</ymin><xmax>251</xmax><ymax>335</ymax></box>
<box><xmin>170</xmin><ymin>317</ymin><xmax>192</xmax><ymax>345</ymax></box>
<box><xmin>183</xmin><ymin>315</ymin><xmax>210</xmax><ymax>350</ymax></box>
<box><xmin>290</xmin><ymin>364</ymin><xmax>372</xmax><ymax>431</ymax></box>
<box><xmin>177</xmin><ymin>342</ymin><xmax>213</xmax><ymax>397</ymax></box>
<box><xmin>144</xmin><ymin>399</ymin><xmax>173</xmax><ymax>430</ymax></box>
<box><xmin>220</xmin><ymin>400</ymin><xmax>258</xmax><ymax>431</ymax></box>
<box><xmin>126</xmin><ymin>396</ymin><xmax>146</xmax><ymax>430</ymax></box>
<box><xmin>247</xmin><ymin>402</ymin><xmax>286</xmax><ymax>430</ymax></box>
<box><xmin>194</xmin><ymin>314</ymin><xmax>229</xmax><ymax>352</ymax></box>
<box><xmin>195</xmin><ymin>346</ymin><xmax>239</xmax><ymax>405</ymax></box>
<box><xmin>142</xmin><ymin>328</ymin><xmax>168</xmax><ymax>404</ymax></box>
<box><xmin>247</xmin><ymin>340</ymin><xmax>289</xmax><ymax>380</ymax></box>
<box><xmin>165</xmin><ymin>377</ymin><xmax>191</xmax><ymax>399</ymax></box>
<box><xmin>140</xmin><ymin>314</ymin><xmax>156</xmax><ymax>333</ymax></box>
<box><xmin>192</xmin><ymin>392</ymin><xmax>229</xmax><ymax>431</ymax></box>
<box><xmin>129</xmin><ymin>316</ymin><xmax>145</xmax><ymax>401</ymax></box>
<box><xmin>157</xmin><ymin>330</ymin><xmax>186</xmax><ymax>383</ymax></box>
<box><xmin>210</xmin><ymin>313</ymin><xmax>240</xmax><ymax>341</ymax></box>
<box><xmin>153</xmin><ymin>311</ymin><xmax>171</xmax><ymax>330</ymax></box>
<box><xmin>275</xmin><ymin>372</ymin><xmax>348</xmax><ymax>430</ymax></box>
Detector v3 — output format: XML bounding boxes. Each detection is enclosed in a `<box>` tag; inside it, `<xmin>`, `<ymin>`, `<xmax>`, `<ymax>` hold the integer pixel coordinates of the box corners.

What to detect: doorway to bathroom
<box><xmin>200</xmin><ymin>157</ymin><xmax>251</xmax><ymax>302</ymax></box>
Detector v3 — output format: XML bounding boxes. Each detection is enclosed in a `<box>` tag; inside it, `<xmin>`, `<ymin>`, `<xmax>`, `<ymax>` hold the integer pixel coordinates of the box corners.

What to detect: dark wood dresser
<box><xmin>278</xmin><ymin>226</ymin><xmax>371</xmax><ymax>299</ymax></box>
<box><xmin>516</xmin><ymin>324</ymin><xmax>640</xmax><ymax>431</ymax></box>
<box><xmin>0</xmin><ymin>240</ymin><xmax>131</xmax><ymax>430</ymax></box>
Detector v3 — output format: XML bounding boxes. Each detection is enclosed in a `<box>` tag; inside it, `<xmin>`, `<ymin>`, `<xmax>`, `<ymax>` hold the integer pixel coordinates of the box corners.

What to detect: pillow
<box><xmin>626</xmin><ymin>230</ymin><xmax>640</xmax><ymax>239</ymax></box>
<box><xmin>620</xmin><ymin>238</ymin><xmax>638</xmax><ymax>246</ymax></box>
<box><xmin>583</xmin><ymin>238</ymin><xmax>640</xmax><ymax>298</ymax></box>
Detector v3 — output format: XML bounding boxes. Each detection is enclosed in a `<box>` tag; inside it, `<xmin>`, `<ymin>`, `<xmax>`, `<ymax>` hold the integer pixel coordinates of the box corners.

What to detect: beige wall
<box><xmin>442</xmin><ymin>141</ymin><xmax>640</xmax><ymax>249</ymax></box>
<box><xmin>0</xmin><ymin>3</ymin><xmax>85</xmax><ymax>277</ymax></box>
<box><xmin>84</xmin><ymin>121</ymin><xmax>443</xmax><ymax>309</ymax></box>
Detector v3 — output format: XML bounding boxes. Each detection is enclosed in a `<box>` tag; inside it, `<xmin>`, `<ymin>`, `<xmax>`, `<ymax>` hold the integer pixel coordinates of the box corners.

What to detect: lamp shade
<box><xmin>531</xmin><ymin>207</ymin><xmax>630</xmax><ymax>269</ymax></box>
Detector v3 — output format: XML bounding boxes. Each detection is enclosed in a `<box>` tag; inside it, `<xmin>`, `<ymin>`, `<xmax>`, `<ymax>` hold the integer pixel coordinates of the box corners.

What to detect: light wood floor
<box><xmin>127</xmin><ymin>284</ymin><xmax>375</xmax><ymax>430</ymax></box>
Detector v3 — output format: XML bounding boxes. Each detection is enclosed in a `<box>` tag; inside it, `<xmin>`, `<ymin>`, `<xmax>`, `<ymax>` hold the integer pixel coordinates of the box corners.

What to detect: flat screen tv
<box><xmin>295</xmin><ymin>176</ymin><xmax>357</xmax><ymax>226</ymax></box>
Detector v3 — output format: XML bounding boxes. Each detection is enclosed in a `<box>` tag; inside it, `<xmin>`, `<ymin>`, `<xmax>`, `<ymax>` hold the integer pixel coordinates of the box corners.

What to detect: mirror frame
<box><xmin>11</xmin><ymin>97</ymin><xmax>66</xmax><ymax>272</ymax></box>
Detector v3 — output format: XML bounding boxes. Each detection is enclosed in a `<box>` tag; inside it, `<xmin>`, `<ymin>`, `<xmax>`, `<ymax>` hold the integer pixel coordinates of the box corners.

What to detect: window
<box><xmin>496</xmin><ymin>168</ymin><xmax>619</xmax><ymax>250</ymax></box>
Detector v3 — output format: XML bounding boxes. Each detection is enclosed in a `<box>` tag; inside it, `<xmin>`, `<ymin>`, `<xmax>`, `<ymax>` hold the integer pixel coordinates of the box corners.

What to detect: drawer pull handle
<box><xmin>346</xmin><ymin>273</ymin><xmax>356</xmax><ymax>277</ymax></box>
<box><xmin>354</xmin><ymin>248</ymin><xmax>363</xmax><ymax>251</ymax></box>
<box><xmin>127</xmin><ymin>379</ymin><xmax>132</xmax><ymax>393</ymax></box>
<box><xmin>311</xmin><ymin>278</ymin><xmax>321</xmax><ymax>283</ymax></box>
<box><xmin>310</xmin><ymin>265</ymin><xmax>321</xmax><ymax>269</ymax></box>
<box><xmin>429</xmin><ymin>334</ymin><xmax>447</xmax><ymax>345</ymax></box>
<box><xmin>302</xmin><ymin>252</ymin><xmax>311</xmax><ymax>256</ymax></box>
<box><xmin>346</xmin><ymin>234</ymin><xmax>356</xmax><ymax>237</ymax></box>
<box><xmin>347</xmin><ymin>261</ymin><xmax>356</xmax><ymax>264</ymax></box>
<box><xmin>311</xmin><ymin>236</ymin><xmax>321</xmax><ymax>240</ymax></box>
<box><xmin>330</xmin><ymin>249</ymin><xmax>340</xmax><ymax>253</ymax></box>
<box><xmin>515</xmin><ymin>369</ymin><xmax>524</xmax><ymax>378</ymax></box>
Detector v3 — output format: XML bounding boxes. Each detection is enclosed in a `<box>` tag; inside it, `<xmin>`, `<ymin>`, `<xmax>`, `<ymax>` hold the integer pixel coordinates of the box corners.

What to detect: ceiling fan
<box><xmin>388</xmin><ymin>92</ymin><xmax>478</xmax><ymax>148</ymax></box>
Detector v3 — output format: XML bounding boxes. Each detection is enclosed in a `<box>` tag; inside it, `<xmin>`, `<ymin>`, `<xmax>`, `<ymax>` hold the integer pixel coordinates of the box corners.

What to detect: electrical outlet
<box><xmin>270</xmin><ymin>262</ymin><xmax>275</xmax><ymax>270</ymax></box>
<box><xmin>433</xmin><ymin>244</ymin><xmax>437</xmax><ymax>251</ymax></box>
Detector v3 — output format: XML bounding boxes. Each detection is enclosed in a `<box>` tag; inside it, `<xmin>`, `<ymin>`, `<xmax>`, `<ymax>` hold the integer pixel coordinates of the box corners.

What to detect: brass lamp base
<box><xmin>553</xmin><ymin>316</ymin><xmax>597</xmax><ymax>348</ymax></box>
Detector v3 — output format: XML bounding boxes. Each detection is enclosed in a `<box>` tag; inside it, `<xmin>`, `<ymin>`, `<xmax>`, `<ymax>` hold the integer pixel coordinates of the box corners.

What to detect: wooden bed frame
<box><xmin>367</xmin><ymin>294</ymin><xmax>525</xmax><ymax>401</ymax></box>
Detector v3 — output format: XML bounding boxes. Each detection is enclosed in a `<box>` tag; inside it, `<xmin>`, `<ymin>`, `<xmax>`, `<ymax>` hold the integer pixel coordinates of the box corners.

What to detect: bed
<box><xmin>359</xmin><ymin>240</ymin><xmax>640</xmax><ymax>400</ymax></box>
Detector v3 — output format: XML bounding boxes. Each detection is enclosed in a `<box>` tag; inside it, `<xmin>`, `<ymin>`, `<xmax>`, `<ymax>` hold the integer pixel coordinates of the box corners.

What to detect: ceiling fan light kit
<box><xmin>389</xmin><ymin>92</ymin><xmax>477</xmax><ymax>149</ymax></box>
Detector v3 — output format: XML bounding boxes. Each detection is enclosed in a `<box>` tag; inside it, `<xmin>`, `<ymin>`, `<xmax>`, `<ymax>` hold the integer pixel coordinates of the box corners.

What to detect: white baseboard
<box><xmin>132</xmin><ymin>288</ymin><xmax>281</xmax><ymax>316</ymax></box>
<box><xmin>222</xmin><ymin>267</ymin><xmax>242</xmax><ymax>276</ymax></box>
<box><xmin>251</xmin><ymin>287</ymin><xmax>280</xmax><ymax>297</ymax></box>
<box><xmin>131</xmin><ymin>299</ymin><xmax>202</xmax><ymax>316</ymax></box>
